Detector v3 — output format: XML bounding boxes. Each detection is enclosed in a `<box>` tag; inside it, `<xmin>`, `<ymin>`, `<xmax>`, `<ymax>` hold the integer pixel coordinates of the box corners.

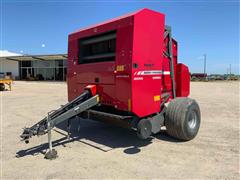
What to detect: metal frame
<box><xmin>45</xmin><ymin>95</ymin><xmax>99</xmax><ymax>159</ymax></box>
<box><xmin>165</xmin><ymin>25</ymin><xmax>176</xmax><ymax>99</ymax></box>
<box><xmin>21</xmin><ymin>90</ymin><xmax>99</xmax><ymax>159</ymax></box>
<box><xmin>48</xmin><ymin>95</ymin><xmax>99</xmax><ymax>128</ymax></box>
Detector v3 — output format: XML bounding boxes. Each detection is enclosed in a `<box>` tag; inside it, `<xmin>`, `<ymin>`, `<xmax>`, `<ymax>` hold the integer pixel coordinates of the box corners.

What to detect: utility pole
<box><xmin>229</xmin><ymin>64</ymin><xmax>231</xmax><ymax>75</ymax></box>
<box><xmin>203</xmin><ymin>54</ymin><xmax>207</xmax><ymax>80</ymax></box>
<box><xmin>229</xmin><ymin>64</ymin><xmax>232</xmax><ymax>80</ymax></box>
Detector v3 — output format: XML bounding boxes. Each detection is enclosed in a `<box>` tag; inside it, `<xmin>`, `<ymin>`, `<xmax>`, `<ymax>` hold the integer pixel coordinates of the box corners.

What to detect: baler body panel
<box><xmin>68</xmin><ymin>15</ymin><xmax>134</xmax><ymax>111</ymax></box>
<box><xmin>176</xmin><ymin>63</ymin><xmax>190</xmax><ymax>97</ymax></box>
<box><xmin>68</xmin><ymin>8</ymin><xmax>190</xmax><ymax>118</ymax></box>
<box><xmin>131</xmin><ymin>10</ymin><xmax>165</xmax><ymax>117</ymax></box>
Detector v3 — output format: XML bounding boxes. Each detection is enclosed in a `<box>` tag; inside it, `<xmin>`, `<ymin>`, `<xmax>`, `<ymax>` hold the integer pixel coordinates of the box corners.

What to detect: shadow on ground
<box><xmin>16</xmin><ymin>118</ymin><xmax>182</xmax><ymax>158</ymax></box>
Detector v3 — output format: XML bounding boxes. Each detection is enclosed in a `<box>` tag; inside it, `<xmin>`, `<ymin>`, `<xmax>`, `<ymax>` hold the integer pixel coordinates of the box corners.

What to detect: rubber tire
<box><xmin>165</xmin><ymin>97</ymin><xmax>201</xmax><ymax>141</ymax></box>
<box><xmin>0</xmin><ymin>83</ymin><xmax>5</xmax><ymax>91</ymax></box>
<box><xmin>137</xmin><ymin>118</ymin><xmax>152</xmax><ymax>140</ymax></box>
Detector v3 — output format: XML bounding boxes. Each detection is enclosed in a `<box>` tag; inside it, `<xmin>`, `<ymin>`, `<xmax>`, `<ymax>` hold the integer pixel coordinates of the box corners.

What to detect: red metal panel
<box><xmin>115</xmin><ymin>20</ymin><xmax>134</xmax><ymax>111</ymax></box>
<box><xmin>67</xmin><ymin>14</ymin><xmax>134</xmax><ymax>108</ymax></box>
<box><xmin>131</xmin><ymin>9</ymin><xmax>165</xmax><ymax>117</ymax></box>
<box><xmin>67</xmin><ymin>39</ymin><xmax>78</xmax><ymax>101</ymax></box>
<box><xmin>176</xmin><ymin>63</ymin><xmax>190</xmax><ymax>97</ymax></box>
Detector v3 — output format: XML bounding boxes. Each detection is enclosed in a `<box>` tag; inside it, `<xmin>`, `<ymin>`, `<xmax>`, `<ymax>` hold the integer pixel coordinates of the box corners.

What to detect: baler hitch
<box><xmin>20</xmin><ymin>89</ymin><xmax>99</xmax><ymax>159</ymax></box>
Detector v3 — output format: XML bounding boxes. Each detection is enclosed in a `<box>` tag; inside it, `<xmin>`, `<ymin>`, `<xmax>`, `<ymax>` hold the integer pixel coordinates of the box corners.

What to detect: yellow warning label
<box><xmin>116</xmin><ymin>65</ymin><xmax>124</xmax><ymax>71</ymax></box>
<box><xmin>96</xmin><ymin>96</ymin><xmax>100</xmax><ymax>103</ymax></box>
<box><xmin>128</xmin><ymin>99</ymin><xmax>131</xmax><ymax>111</ymax></box>
<box><xmin>154</xmin><ymin>95</ymin><xmax>161</xmax><ymax>101</ymax></box>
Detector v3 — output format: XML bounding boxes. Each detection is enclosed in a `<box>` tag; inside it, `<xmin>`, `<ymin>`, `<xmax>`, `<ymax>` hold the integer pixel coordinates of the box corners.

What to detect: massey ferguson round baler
<box><xmin>21</xmin><ymin>8</ymin><xmax>201</xmax><ymax>159</ymax></box>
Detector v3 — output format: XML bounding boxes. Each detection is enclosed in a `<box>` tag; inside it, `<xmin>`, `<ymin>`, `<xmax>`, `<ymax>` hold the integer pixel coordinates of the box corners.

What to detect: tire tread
<box><xmin>165</xmin><ymin>97</ymin><xmax>200</xmax><ymax>140</ymax></box>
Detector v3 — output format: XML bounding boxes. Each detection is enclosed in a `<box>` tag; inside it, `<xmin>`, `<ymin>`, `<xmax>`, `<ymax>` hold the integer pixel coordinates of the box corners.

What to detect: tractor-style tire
<box><xmin>0</xmin><ymin>83</ymin><xmax>5</xmax><ymax>91</ymax></box>
<box><xmin>165</xmin><ymin>97</ymin><xmax>201</xmax><ymax>141</ymax></box>
<box><xmin>137</xmin><ymin>118</ymin><xmax>152</xmax><ymax>139</ymax></box>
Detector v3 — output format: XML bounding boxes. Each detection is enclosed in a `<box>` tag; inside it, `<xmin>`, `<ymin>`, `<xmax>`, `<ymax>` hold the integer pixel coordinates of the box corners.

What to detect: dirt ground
<box><xmin>1</xmin><ymin>81</ymin><xmax>239</xmax><ymax>179</ymax></box>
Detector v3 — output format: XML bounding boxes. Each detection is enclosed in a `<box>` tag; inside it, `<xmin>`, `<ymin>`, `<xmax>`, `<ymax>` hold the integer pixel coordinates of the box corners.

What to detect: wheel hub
<box><xmin>188</xmin><ymin>111</ymin><xmax>197</xmax><ymax>129</ymax></box>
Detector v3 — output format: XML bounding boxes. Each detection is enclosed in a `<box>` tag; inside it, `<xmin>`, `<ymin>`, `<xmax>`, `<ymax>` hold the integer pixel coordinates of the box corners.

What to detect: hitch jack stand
<box><xmin>45</xmin><ymin>113</ymin><xmax>58</xmax><ymax>160</ymax></box>
<box><xmin>77</xmin><ymin>116</ymin><xmax>81</xmax><ymax>132</ymax></box>
<box><xmin>67</xmin><ymin>119</ymin><xmax>71</xmax><ymax>139</ymax></box>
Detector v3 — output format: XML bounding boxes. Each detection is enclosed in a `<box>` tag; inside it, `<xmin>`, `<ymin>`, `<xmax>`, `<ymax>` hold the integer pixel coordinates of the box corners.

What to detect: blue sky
<box><xmin>1</xmin><ymin>1</ymin><xmax>239</xmax><ymax>74</ymax></box>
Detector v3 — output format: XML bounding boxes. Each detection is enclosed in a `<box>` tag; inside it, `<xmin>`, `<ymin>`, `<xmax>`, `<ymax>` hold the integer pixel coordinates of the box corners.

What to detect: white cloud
<box><xmin>0</xmin><ymin>50</ymin><xmax>22</xmax><ymax>57</ymax></box>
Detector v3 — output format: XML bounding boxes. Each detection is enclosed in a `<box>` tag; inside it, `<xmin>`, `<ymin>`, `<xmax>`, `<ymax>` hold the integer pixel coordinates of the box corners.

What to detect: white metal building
<box><xmin>0</xmin><ymin>50</ymin><xmax>21</xmax><ymax>78</ymax></box>
<box><xmin>0</xmin><ymin>50</ymin><xmax>67</xmax><ymax>81</ymax></box>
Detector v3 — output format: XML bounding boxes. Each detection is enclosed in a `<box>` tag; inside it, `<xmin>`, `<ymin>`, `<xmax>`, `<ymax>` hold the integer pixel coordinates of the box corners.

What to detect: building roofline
<box><xmin>0</xmin><ymin>53</ymin><xmax>68</xmax><ymax>61</ymax></box>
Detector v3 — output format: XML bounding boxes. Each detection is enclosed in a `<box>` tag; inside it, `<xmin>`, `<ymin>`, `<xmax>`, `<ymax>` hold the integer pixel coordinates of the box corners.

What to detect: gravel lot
<box><xmin>1</xmin><ymin>81</ymin><xmax>239</xmax><ymax>179</ymax></box>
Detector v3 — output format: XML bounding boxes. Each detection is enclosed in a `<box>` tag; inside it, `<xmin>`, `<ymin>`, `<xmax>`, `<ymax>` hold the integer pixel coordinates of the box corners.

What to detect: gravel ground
<box><xmin>1</xmin><ymin>81</ymin><xmax>239</xmax><ymax>179</ymax></box>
